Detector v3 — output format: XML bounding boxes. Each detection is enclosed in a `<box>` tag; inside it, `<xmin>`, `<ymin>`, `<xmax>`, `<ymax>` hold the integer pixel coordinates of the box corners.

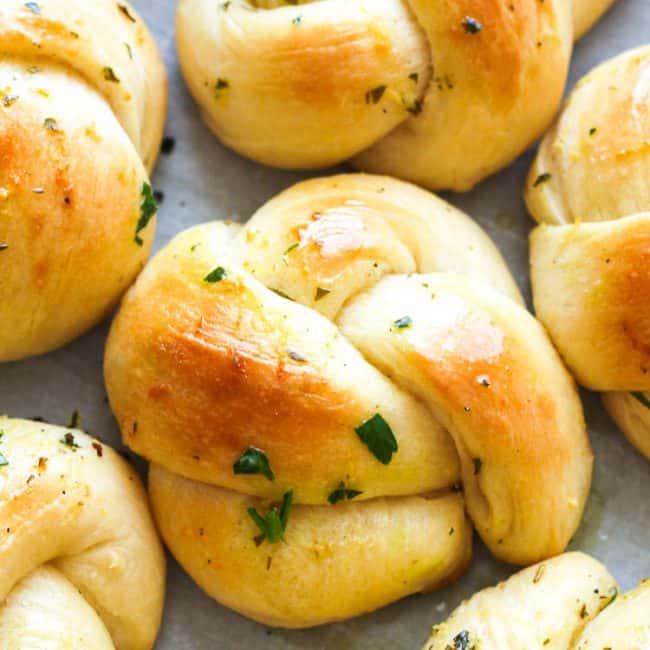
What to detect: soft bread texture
<box><xmin>150</xmin><ymin>466</ymin><xmax>471</xmax><ymax>628</ymax></box>
<box><xmin>526</xmin><ymin>47</ymin><xmax>650</xmax><ymax>459</ymax></box>
<box><xmin>423</xmin><ymin>552</ymin><xmax>647</xmax><ymax>650</ymax></box>
<box><xmin>177</xmin><ymin>0</ymin><xmax>615</xmax><ymax>191</ymax></box>
<box><xmin>0</xmin><ymin>417</ymin><xmax>165</xmax><ymax>649</ymax></box>
<box><xmin>105</xmin><ymin>174</ymin><xmax>591</xmax><ymax>627</ymax></box>
<box><xmin>0</xmin><ymin>0</ymin><xmax>166</xmax><ymax>362</ymax></box>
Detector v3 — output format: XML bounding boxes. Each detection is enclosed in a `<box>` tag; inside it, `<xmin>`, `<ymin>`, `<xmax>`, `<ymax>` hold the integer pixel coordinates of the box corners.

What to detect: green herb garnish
<box><xmin>204</xmin><ymin>266</ymin><xmax>227</xmax><ymax>283</ymax></box>
<box><xmin>452</xmin><ymin>630</ymin><xmax>474</xmax><ymax>650</ymax></box>
<box><xmin>60</xmin><ymin>432</ymin><xmax>80</xmax><ymax>449</ymax></box>
<box><xmin>270</xmin><ymin>288</ymin><xmax>294</xmax><ymax>301</ymax></box>
<box><xmin>365</xmin><ymin>85</ymin><xmax>386</xmax><ymax>104</ymax></box>
<box><xmin>473</xmin><ymin>458</ymin><xmax>482</xmax><ymax>475</ymax></box>
<box><xmin>234</xmin><ymin>447</ymin><xmax>275</xmax><ymax>481</ymax></box>
<box><xmin>355</xmin><ymin>413</ymin><xmax>398</xmax><ymax>464</ymax></box>
<box><xmin>214</xmin><ymin>78</ymin><xmax>229</xmax><ymax>99</ymax></box>
<box><xmin>631</xmin><ymin>392</ymin><xmax>650</xmax><ymax>409</ymax></box>
<box><xmin>282</xmin><ymin>242</ymin><xmax>299</xmax><ymax>264</ymax></box>
<box><xmin>117</xmin><ymin>3</ymin><xmax>136</xmax><ymax>22</ymax></box>
<box><xmin>315</xmin><ymin>287</ymin><xmax>330</xmax><ymax>301</ymax></box>
<box><xmin>393</xmin><ymin>316</ymin><xmax>412</xmax><ymax>329</ymax></box>
<box><xmin>409</xmin><ymin>72</ymin><xmax>419</xmax><ymax>82</ymax></box>
<box><xmin>328</xmin><ymin>482</ymin><xmax>362</xmax><ymax>504</ymax></box>
<box><xmin>134</xmin><ymin>182</ymin><xmax>157</xmax><ymax>245</ymax></box>
<box><xmin>103</xmin><ymin>67</ymin><xmax>120</xmax><ymax>83</ymax></box>
<box><xmin>533</xmin><ymin>172</ymin><xmax>552</xmax><ymax>188</ymax></box>
<box><xmin>291</xmin><ymin>14</ymin><xmax>302</xmax><ymax>24</ymax></box>
<box><xmin>462</xmin><ymin>16</ymin><xmax>482</xmax><ymax>33</ymax></box>
<box><xmin>44</xmin><ymin>117</ymin><xmax>60</xmax><ymax>132</ymax></box>
<box><xmin>248</xmin><ymin>489</ymin><xmax>293</xmax><ymax>544</ymax></box>
<box><xmin>67</xmin><ymin>410</ymin><xmax>80</xmax><ymax>429</ymax></box>
<box><xmin>589</xmin><ymin>127</ymin><xmax>597</xmax><ymax>136</ymax></box>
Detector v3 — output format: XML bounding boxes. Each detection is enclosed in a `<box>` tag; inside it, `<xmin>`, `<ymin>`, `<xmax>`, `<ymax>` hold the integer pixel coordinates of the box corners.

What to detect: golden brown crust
<box><xmin>106</xmin><ymin>174</ymin><xmax>590</xmax><ymax>626</ymax></box>
<box><xmin>526</xmin><ymin>48</ymin><xmax>650</xmax><ymax>459</ymax></box>
<box><xmin>0</xmin><ymin>1</ymin><xmax>166</xmax><ymax>361</ymax></box>
<box><xmin>0</xmin><ymin>417</ymin><xmax>165</xmax><ymax>649</ymax></box>
<box><xmin>175</xmin><ymin>0</ymin><xmax>616</xmax><ymax>190</ymax></box>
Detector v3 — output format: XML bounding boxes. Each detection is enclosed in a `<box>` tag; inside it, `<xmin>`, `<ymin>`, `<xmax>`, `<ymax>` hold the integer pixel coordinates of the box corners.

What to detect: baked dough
<box><xmin>0</xmin><ymin>416</ymin><xmax>165</xmax><ymax>649</ymax></box>
<box><xmin>526</xmin><ymin>47</ymin><xmax>650</xmax><ymax>459</ymax></box>
<box><xmin>0</xmin><ymin>0</ymin><xmax>167</xmax><ymax>362</ymax></box>
<box><xmin>424</xmin><ymin>552</ymin><xmax>648</xmax><ymax>650</ymax></box>
<box><xmin>105</xmin><ymin>174</ymin><xmax>592</xmax><ymax>627</ymax></box>
<box><xmin>177</xmin><ymin>0</ymin><xmax>615</xmax><ymax>190</ymax></box>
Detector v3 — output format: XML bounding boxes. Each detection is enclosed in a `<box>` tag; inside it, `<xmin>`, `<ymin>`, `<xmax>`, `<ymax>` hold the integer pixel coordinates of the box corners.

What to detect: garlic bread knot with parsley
<box><xmin>104</xmin><ymin>174</ymin><xmax>591</xmax><ymax>628</ymax></box>
<box><xmin>0</xmin><ymin>416</ymin><xmax>165</xmax><ymax>649</ymax></box>
<box><xmin>424</xmin><ymin>551</ymin><xmax>650</xmax><ymax>650</ymax></box>
<box><xmin>176</xmin><ymin>0</ymin><xmax>616</xmax><ymax>191</ymax></box>
<box><xmin>0</xmin><ymin>0</ymin><xmax>167</xmax><ymax>362</ymax></box>
<box><xmin>526</xmin><ymin>47</ymin><xmax>650</xmax><ymax>461</ymax></box>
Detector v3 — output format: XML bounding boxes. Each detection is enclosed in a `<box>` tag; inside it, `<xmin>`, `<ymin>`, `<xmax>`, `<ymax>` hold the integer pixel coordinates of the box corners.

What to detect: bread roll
<box><xmin>0</xmin><ymin>416</ymin><xmax>165</xmax><ymax>649</ymax></box>
<box><xmin>0</xmin><ymin>0</ymin><xmax>167</xmax><ymax>362</ymax></box>
<box><xmin>526</xmin><ymin>47</ymin><xmax>650</xmax><ymax>459</ymax></box>
<box><xmin>177</xmin><ymin>0</ymin><xmax>615</xmax><ymax>190</ymax></box>
<box><xmin>105</xmin><ymin>174</ymin><xmax>591</xmax><ymax>627</ymax></box>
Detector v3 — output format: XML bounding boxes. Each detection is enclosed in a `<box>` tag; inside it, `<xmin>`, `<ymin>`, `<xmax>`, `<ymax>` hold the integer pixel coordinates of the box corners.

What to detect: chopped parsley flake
<box><xmin>355</xmin><ymin>413</ymin><xmax>398</xmax><ymax>465</ymax></box>
<box><xmin>60</xmin><ymin>432</ymin><xmax>80</xmax><ymax>450</ymax></box>
<box><xmin>44</xmin><ymin>117</ymin><xmax>60</xmax><ymax>132</ymax></box>
<box><xmin>204</xmin><ymin>266</ymin><xmax>227</xmax><ymax>283</ymax></box>
<box><xmin>533</xmin><ymin>172</ymin><xmax>552</xmax><ymax>187</ymax></box>
<box><xmin>589</xmin><ymin>127</ymin><xmax>597</xmax><ymax>136</ymax></box>
<box><xmin>117</xmin><ymin>3</ymin><xmax>136</xmax><ymax>22</ymax></box>
<box><xmin>452</xmin><ymin>630</ymin><xmax>474</xmax><ymax>650</ymax></box>
<box><xmin>328</xmin><ymin>482</ymin><xmax>362</xmax><ymax>504</ymax></box>
<box><xmin>315</xmin><ymin>287</ymin><xmax>330</xmax><ymax>301</ymax></box>
<box><xmin>67</xmin><ymin>410</ymin><xmax>80</xmax><ymax>429</ymax></box>
<box><xmin>282</xmin><ymin>242</ymin><xmax>299</xmax><ymax>264</ymax></box>
<box><xmin>365</xmin><ymin>85</ymin><xmax>386</xmax><ymax>104</ymax></box>
<box><xmin>134</xmin><ymin>182</ymin><xmax>157</xmax><ymax>245</ymax></box>
<box><xmin>473</xmin><ymin>458</ymin><xmax>483</xmax><ymax>475</ymax></box>
<box><xmin>393</xmin><ymin>315</ymin><xmax>412</xmax><ymax>329</ymax></box>
<box><xmin>103</xmin><ymin>67</ymin><xmax>120</xmax><ymax>83</ymax></box>
<box><xmin>462</xmin><ymin>16</ymin><xmax>482</xmax><ymax>33</ymax></box>
<box><xmin>248</xmin><ymin>489</ymin><xmax>293</xmax><ymax>544</ymax></box>
<box><xmin>291</xmin><ymin>15</ymin><xmax>302</xmax><ymax>24</ymax></box>
<box><xmin>233</xmin><ymin>447</ymin><xmax>275</xmax><ymax>481</ymax></box>
<box><xmin>631</xmin><ymin>392</ymin><xmax>650</xmax><ymax>409</ymax></box>
<box><xmin>214</xmin><ymin>78</ymin><xmax>229</xmax><ymax>99</ymax></box>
